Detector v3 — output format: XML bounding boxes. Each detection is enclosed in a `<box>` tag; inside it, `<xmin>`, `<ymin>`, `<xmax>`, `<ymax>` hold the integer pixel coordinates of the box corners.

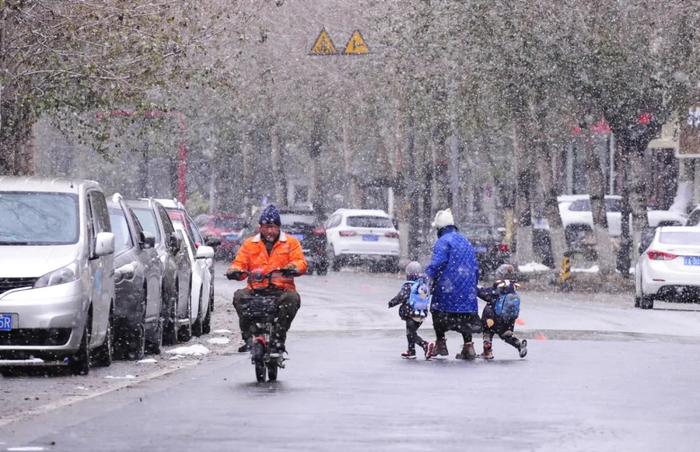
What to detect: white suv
<box><xmin>325</xmin><ymin>209</ymin><xmax>400</xmax><ymax>272</ymax></box>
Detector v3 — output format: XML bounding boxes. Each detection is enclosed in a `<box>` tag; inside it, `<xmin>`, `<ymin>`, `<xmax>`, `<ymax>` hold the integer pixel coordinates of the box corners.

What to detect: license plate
<box><xmin>684</xmin><ymin>256</ymin><xmax>700</xmax><ymax>266</ymax></box>
<box><xmin>475</xmin><ymin>246</ymin><xmax>487</xmax><ymax>253</ymax></box>
<box><xmin>0</xmin><ymin>314</ymin><xmax>13</xmax><ymax>331</ymax></box>
<box><xmin>224</xmin><ymin>234</ymin><xmax>238</xmax><ymax>242</ymax></box>
<box><xmin>291</xmin><ymin>234</ymin><xmax>304</xmax><ymax>241</ymax></box>
<box><xmin>362</xmin><ymin>235</ymin><xmax>378</xmax><ymax>242</ymax></box>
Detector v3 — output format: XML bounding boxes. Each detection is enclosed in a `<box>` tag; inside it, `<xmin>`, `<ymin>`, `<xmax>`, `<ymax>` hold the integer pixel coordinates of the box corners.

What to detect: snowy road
<box><xmin>2</xmin><ymin>264</ymin><xmax>700</xmax><ymax>451</ymax></box>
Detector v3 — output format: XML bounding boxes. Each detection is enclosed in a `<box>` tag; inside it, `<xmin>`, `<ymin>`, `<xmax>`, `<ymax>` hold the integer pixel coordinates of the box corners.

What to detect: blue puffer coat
<box><xmin>425</xmin><ymin>226</ymin><xmax>479</xmax><ymax>314</ymax></box>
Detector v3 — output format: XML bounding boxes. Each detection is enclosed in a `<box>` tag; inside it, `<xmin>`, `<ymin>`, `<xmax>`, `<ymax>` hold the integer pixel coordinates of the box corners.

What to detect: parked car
<box><xmin>279</xmin><ymin>207</ymin><xmax>328</xmax><ymax>275</ymax></box>
<box><xmin>685</xmin><ymin>205</ymin><xmax>700</xmax><ymax>227</ymax></box>
<box><xmin>462</xmin><ymin>223</ymin><xmax>511</xmax><ymax>278</ymax></box>
<box><xmin>0</xmin><ymin>177</ymin><xmax>115</xmax><ymax>375</ymax></box>
<box><xmin>197</xmin><ymin>212</ymin><xmax>248</xmax><ymax>261</ymax></box>
<box><xmin>172</xmin><ymin>221</ymin><xmax>215</xmax><ymax>338</ymax></box>
<box><xmin>634</xmin><ymin>226</ymin><xmax>700</xmax><ymax>309</ymax></box>
<box><xmin>127</xmin><ymin>198</ymin><xmax>193</xmax><ymax>347</ymax></box>
<box><xmin>559</xmin><ymin>195</ymin><xmax>687</xmax><ymax>254</ymax></box>
<box><xmin>107</xmin><ymin>194</ymin><xmax>164</xmax><ymax>359</ymax></box>
<box><xmin>155</xmin><ymin>199</ymin><xmax>216</xmax><ymax>338</ymax></box>
<box><xmin>325</xmin><ymin>209</ymin><xmax>400</xmax><ymax>272</ymax></box>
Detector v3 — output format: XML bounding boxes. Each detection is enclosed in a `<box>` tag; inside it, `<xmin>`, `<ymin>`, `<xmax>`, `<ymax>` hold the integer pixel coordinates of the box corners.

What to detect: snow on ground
<box><xmin>165</xmin><ymin>345</ymin><xmax>210</xmax><ymax>356</ymax></box>
<box><xmin>519</xmin><ymin>262</ymin><xmax>550</xmax><ymax>273</ymax></box>
<box><xmin>207</xmin><ymin>337</ymin><xmax>230</xmax><ymax>345</ymax></box>
<box><xmin>104</xmin><ymin>375</ymin><xmax>136</xmax><ymax>380</ymax></box>
<box><xmin>213</xmin><ymin>329</ymin><xmax>232</xmax><ymax>334</ymax></box>
<box><xmin>137</xmin><ymin>358</ymin><xmax>158</xmax><ymax>364</ymax></box>
<box><xmin>572</xmin><ymin>264</ymin><xmax>599</xmax><ymax>273</ymax></box>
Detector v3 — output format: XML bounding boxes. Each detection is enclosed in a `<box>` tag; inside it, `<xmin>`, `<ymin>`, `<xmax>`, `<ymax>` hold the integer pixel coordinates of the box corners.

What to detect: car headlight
<box><xmin>34</xmin><ymin>262</ymin><xmax>79</xmax><ymax>288</ymax></box>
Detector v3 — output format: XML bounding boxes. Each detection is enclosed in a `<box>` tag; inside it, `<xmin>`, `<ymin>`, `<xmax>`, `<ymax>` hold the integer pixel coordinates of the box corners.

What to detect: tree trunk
<box><xmin>342</xmin><ymin>119</ymin><xmax>361</xmax><ymax>208</ymax></box>
<box><xmin>513</xmin><ymin>121</ymin><xmax>535</xmax><ymax>266</ymax></box>
<box><xmin>628</xmin><ymin>146</ymin><xmax>649</xmax><ymax>259</ymax></box>
<box><xmin>616</xmin><ymin>142</ymin><xmax>632</xmax><ymax>276</ymax></box>
<box><xmin>536</xmin><ymin>142</ymin><xmax>566</xmax><ymax>270</ymax></box>
<box><xmin>583</xmin><ymin>131</ymin><xmax>615</xmax><ymax>275</ymax></box>
<box><xmin>270</xmin><ymin>127</ymin><xmax>287</xmax><ymax>207</ymax></box>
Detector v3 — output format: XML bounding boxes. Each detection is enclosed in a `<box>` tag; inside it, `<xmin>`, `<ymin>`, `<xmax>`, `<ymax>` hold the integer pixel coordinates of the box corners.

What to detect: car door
<box><xmin>86</xmin><ymin>190</ymin><xmax>113</xmax><ymax>346</ymax></box>
<box><xmin>128</xmin><ymin>207</ymin><xmax>162</xmax><ymax>326</ymax></box>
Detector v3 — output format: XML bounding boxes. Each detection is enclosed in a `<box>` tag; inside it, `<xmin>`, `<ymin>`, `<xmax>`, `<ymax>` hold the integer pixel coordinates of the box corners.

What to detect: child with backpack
<box><xmin>388</xmin><ymin>261</ymin><xmax>431</xmax><ymax>359</ymax></box>
<box><xmin>477</xmin><ymin>264</ymin><xmax>528</xmax><ymax>359</ymax></box>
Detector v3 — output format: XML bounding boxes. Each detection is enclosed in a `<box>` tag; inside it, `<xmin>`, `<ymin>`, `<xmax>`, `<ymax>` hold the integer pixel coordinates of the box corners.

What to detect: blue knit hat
<box><xmin>259</xmin><ymin>204</ymin><xmax>281</xmax><ymax>226</ymax></box>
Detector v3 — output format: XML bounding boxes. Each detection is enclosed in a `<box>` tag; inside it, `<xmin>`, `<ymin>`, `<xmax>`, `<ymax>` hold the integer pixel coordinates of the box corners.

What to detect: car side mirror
<box><xmin>140</xmin><ymin>231</ymin><xmax>156</xmax><ymax>249</ymax></box>
<box><xmin>195</xmin><ymin>245</ymin><xmax>215</xmax><ymax>259</ymax></box>
<box><xmin>94</xmin><ymin>232</ymin><xmax>115</xmax><ymax>257</ymax></box>
<box><xmin>205</xmin><ymin>235</ymin><xmax>221</xmax><ymax>248</ymax></box>
<box><xmin>391</xmin><ymin>218</ymin><xmax>399</xmax><ymax>229</ymax></box>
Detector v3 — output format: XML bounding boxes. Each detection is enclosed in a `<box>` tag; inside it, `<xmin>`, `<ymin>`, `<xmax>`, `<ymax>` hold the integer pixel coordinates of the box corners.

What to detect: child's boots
<box><xmin>480</xmin><ymin>341</ymin><xmax>494</xmax><ymax>360</ymax></box>
<box><xmin>455</xmin><ymin>342</ymin><xmax>476</xmax><ymax>360</ymax></box>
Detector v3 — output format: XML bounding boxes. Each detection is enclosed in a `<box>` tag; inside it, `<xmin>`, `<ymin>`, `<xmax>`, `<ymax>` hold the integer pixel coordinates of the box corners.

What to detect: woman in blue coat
<box><xmin>425</xmin><ymin>209</ymin><xmax>481</xmax><ymax>360</ymax></box>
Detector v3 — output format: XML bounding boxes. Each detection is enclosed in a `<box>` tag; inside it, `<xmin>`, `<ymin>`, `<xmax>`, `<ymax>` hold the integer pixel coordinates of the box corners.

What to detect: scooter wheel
<box><xmin>252</xmin><ymin>342</ymin><xmax>266</xmax><ymax>382</ymax></box>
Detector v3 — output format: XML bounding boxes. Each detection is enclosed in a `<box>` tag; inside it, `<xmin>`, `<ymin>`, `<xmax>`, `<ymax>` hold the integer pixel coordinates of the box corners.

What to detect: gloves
<box><xmin>225</xmin><ymin>269</ymin><xmax>247</xmax><ymax>281</ymax></box>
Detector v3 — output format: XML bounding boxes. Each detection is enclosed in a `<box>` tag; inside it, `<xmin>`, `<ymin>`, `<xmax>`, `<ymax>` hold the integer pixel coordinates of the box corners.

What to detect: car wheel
<box><xmin>177</xmin><ymin>292</ymin><xmax>193</xmax><ymax>342</ymax></box>
<box><xmin>316</xmin><ymin>265</ymin><xmax>328</xmax><ymax>276</ymax></box>
<box><xmin>640</xmin><ymin>295</ymin><xmax>654</xmax><ymax>310</ymax></box>
<box><xmin>634</xmin><ymin>296</ymin><xmax>640</xmax><ymax>308</ymax></box>
<box><xmin>92</xmin><ymin>307</ymin><xmax>114</xmax><ymax>368</ymax></box>
<box><xmin>70</xmin><ymin>318</ymin><xmax>91</xmax><ymax>376</ymax></box>
<box><xmin>192</xmin><ymin>288</ymin><xmax>204</xmax><ymax>337</ymax></box>
<box><xmin>162</xmin><ymin>286</ymin><xmax>179</xmax><ymax>346</ymax></box>
<box><xmin>202</xmin><ymin>290</ymin><xmax>213</xmax><ymax>335</ymax></box>
<box><xmin>147</xmin><ymin>292</ymin><xmax>165</xmax><ymax>354</ymax></box>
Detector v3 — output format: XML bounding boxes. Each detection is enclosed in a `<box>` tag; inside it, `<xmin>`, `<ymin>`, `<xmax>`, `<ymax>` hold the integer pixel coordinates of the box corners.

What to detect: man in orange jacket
<box><xmin>226</xmin><ymin>204</ymin><xmax>307</xmax><ymax>353</ymax></box>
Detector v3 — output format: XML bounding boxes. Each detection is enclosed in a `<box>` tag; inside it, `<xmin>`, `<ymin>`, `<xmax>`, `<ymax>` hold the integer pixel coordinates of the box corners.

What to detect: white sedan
<box><xmin>325</xmin><ymin>208</ymin><xmax>400</xmax><ymax>272</ymax></box>
<box><xmin>635</xmin><ymin>226</ymin><xmax>700</xmax><ymax>309</ymax></box>
<box><xmin>172</xmin><ymin>222</ymin><xmax>215</xmax><ymax>338</ymax></box>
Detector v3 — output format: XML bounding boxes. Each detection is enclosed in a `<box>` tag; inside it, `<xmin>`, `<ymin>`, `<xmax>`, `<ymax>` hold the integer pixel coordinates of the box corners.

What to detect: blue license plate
<box><xmin>684</xmin><ymin>256</ymin><xmax>700</xmax><ymax>266</ymax></box>
<box><xmin>291</xmin><ymin>234</ymin><xmax>304</xmax><ymax>241</ymax></box>
<box><xmin>362</xmin><ymin>235</ymin><xmax>379</xmax><ymax>242</ymax></box>
<box><xmin>0</xmin><ymin>314</ymin><xmax>12</xmax><ymax>331</ymax></box>
<box><xmin>224</xmin><ymin>234</ymin><xmax>238</xmax><ymax>242</ymax></box>
<box><xmin>475</xmin><ymin>246</ymin><xmax>487</xmax><ymax>253</ymax></box>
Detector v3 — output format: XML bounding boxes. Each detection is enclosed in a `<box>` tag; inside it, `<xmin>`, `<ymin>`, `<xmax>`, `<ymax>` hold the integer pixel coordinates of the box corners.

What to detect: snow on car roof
<box><xmin>333</xmin><ymin>208</ymin><xmax>390</xmax><ymax>217</ymax></box>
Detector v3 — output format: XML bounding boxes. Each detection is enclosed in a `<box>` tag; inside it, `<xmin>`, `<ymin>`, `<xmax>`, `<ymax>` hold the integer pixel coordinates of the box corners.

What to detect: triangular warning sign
<box><xmin>343</xmin><ymin>30</ymin><xmax>369</xmax><ymax>55</ymax></box>
<box><xmin>310</xmin><ymin>29</ymin><xmax>338</xmax><ymax>55</ymax></box>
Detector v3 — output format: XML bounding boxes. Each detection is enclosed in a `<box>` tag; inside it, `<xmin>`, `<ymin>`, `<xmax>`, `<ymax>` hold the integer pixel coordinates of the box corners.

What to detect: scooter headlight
<box><xmin>34</xmin><ymin>262</ymin><xmax>79</xmax><ymax>288</ymax></box>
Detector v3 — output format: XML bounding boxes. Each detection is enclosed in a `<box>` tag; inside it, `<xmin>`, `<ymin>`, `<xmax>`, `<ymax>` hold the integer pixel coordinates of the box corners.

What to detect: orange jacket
<box><xmin>228</xmin><ymin>232</ymin><xmax>307</xmax><ymax>291</ymax></box>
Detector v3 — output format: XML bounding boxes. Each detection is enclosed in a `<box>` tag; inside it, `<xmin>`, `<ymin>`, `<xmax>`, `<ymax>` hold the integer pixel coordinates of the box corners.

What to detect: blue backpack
<box><xmin>493</xmin><ymin>292</ymin><xmax>521</xmax><ymax>321</ymax></box>
<box><xmin>407</xmin><ymin>278</ymin><xmax>431</xmax><ymax>315</ymax></box>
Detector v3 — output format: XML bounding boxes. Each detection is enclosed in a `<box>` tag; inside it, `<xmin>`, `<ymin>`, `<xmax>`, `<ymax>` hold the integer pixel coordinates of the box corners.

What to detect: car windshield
<box><xmin>132</xmin><ymin>207</ymin><xmax>161</xmax><ymax>242</ymax></box>
<box><xmin>0</xmin><ymin>192</ymin><xmax>79</xmax><ymax>245</ymax></box>
<box><xmin>280</xmin><ymin>213</ymin><xmax>316</xmax><ymax>226</ymax></box>
<box><xmin>108</xmin><ymin>207</ymin><xmax>133</xmax><ymax>254</ymax></box>
<box><xmin>346</xmin><ymin>216</ymin><xmax>392</xmax><ymax>228</ymax></box>
<box><xmin>658</xmin><ymin>231</ymin><xmax>700</xmax><ymax>245</ymax></box>
<box><xmin>214</xmin><ymin>217</ymin><xmax>245</xmax><ymax>230</ymax></box>
<box><xmin>568</xmin><ymin>198</ymin><xmax>621</xmax><ymax>212</ymax></box>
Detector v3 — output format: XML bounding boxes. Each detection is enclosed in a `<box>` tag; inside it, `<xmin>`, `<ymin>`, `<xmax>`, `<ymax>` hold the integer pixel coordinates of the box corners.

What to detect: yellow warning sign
<box><xmin>310</xmin><ymin>29</ymin><xmax>338</xmax><ymax>55</ymax></box>
<box><xmin>343</xmin><ymin>30</ymin><xmax>369</xmax><ymax>55</ymax></box>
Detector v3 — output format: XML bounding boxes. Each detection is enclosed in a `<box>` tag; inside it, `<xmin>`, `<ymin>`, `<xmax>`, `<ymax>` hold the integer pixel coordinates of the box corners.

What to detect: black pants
<box><xmin>481</xmin><ymin>304</ymin><xmax>521</xmax><ymax>349</ymax></box>
<box><xmin>432</xmin><ymin>311</ymin><xmax>481</xmax><ymax>343</ymax></box>
<box><xmin>405</xmin><ymin>318</ymin><xmax>427</xmax><ymax>351</ymax></box>
<box><xmin>232</xmin><ymin>288</ymin><xmax>300</xmax><ymax>344</ymax></box>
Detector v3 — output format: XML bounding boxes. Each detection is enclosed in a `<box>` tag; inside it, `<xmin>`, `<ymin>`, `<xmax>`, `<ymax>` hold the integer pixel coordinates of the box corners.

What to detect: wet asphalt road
<box><xmin>2</xmin><ymin>266</ymin><xmax>700</xmax><ymax>451</ymax></box>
